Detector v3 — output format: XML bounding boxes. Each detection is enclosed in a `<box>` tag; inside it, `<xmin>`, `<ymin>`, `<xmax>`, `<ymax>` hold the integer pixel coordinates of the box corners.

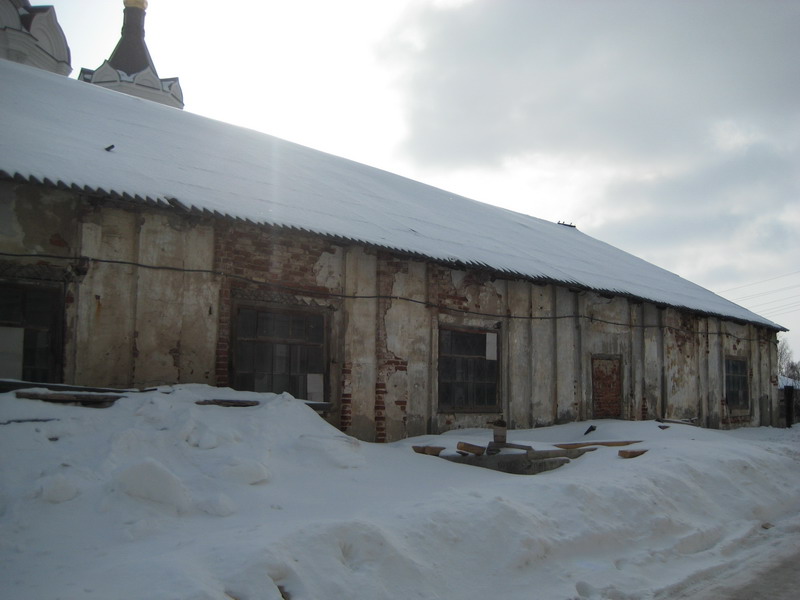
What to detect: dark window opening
<box><xmin>725</xmin><ymin>358</ymin><xmax>749</xmax><ymax>413</ymax></box>
<box><xmin>438</xmin><ymin>327</ymin><xmax>499</xmax><ymax>412</ymax></box>
<box><xmin>0</xmin><ymin>283</ymin><xmax>63</xmax><ymax>383</ymax></box>
<box><xmin>232</xmin><ymin>307</ymin><xmax>326</xmax><ymax>401</ymax></box>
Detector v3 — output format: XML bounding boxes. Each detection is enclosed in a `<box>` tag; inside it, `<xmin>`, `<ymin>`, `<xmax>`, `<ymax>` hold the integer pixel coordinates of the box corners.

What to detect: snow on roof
<box><xmin>0</xmin><ymin>59</ymin><xmax>784</xmax><ymax>330</ymax></box>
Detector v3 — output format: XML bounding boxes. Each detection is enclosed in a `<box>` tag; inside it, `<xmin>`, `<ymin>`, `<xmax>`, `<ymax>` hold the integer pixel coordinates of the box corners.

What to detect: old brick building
<box><xmin>0</xmin><ymin>31</ymin><xmax>786</xmax><ymax>441</ymax></box>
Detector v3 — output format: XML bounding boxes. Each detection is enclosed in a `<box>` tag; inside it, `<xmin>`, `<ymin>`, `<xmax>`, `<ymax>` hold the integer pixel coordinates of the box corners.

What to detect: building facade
<box><xmin>0</xmin><ymin>177</ymin><xmax>782</xmax><ymax>440</ymax></box>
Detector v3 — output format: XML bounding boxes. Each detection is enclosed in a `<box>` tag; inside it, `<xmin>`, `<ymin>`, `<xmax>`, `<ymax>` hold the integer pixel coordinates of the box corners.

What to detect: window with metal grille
<box><xmin>725</xmin><ymin>357</ymin><xmax>749</xmax><ymax>413</ymax></box>
<box><xmin>232</xmin><ymin>307</ymin><xmax>326</xmax><ymax>402</ymax></box>
<box><xmin>438</xmin><ymin>327</ymin><xmax>499</xmax><ymax>412</ymax></box>
<box><xmin>0</xmin><ymin>284</ymin><xmax>62</xmax><ymax>383</ymax></box>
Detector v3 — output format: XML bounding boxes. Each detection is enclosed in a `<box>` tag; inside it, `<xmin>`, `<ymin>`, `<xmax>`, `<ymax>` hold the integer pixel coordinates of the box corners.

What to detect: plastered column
<box><xmin>341</xmin><ymin>247</ymin><xmax>378</xmax><ymax>441</ymax></box>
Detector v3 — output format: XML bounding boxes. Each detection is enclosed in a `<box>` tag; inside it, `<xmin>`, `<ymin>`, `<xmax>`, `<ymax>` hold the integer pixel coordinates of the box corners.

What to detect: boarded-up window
<box><xmin>725</xmin><ymin>358</ymin><xmax>749</xmax><ymax>413</ymax></box>
<box><xmin>438</xmin><ymin>328</ymin><xmax>499</xmax><ymax>412</ymax></box>
<box><xmin>232</xmin><ymin>307</ymin><xmax>326</xmax><ymax>402</ymax></box>
<box><xmin>0</xmin><ymin>284</ymin><xmax>62</xmax><ymax>382</ymax></box>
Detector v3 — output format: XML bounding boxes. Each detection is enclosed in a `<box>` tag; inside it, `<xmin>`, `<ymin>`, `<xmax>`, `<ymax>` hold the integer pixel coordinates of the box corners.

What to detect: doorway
<box><xmin>592</xmin><ymin>356</ymin><xmax>622</xmax><ymax>419</ymax></box>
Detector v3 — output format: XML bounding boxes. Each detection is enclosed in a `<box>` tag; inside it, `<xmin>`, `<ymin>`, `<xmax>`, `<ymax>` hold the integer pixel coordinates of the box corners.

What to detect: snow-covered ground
<box><xmin>1</xmin><ymin>385</ymin><xmax>799</xmax><ymax>600</ymax></box>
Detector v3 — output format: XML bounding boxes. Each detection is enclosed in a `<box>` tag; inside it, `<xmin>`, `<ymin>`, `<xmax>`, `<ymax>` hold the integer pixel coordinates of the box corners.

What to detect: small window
<box><xmin>232</xmin><ymin>306</ymin><xmax>326</xmax><ymax>402</ymax></box>
<box><xmin>438</xmin><ymin>327</ymin><xmax>499</xmax><ymax>412</ymax></box>
<box><xmin>0</xmin><ymin>284</ymin><xmax>62</xmax><ymax>382</ymax></box>
<box><xmin>725</xmin><ymin>358</ymin><xmax>749</xmax><ymax>413</ymax></box>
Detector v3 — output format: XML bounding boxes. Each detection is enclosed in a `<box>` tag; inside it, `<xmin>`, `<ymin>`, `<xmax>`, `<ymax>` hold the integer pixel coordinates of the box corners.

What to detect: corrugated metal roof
<box><xmin>0</xmin><ymin>58</ymin><xmax>785</xmax><ymax>330</ymax></box>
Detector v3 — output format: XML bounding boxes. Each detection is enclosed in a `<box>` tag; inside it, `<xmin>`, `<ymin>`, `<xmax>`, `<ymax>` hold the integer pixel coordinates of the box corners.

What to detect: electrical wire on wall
<box><xmin>0</xmin><ymin>250</ymin><xmax>780</xmax><ymax>345</ymax></box>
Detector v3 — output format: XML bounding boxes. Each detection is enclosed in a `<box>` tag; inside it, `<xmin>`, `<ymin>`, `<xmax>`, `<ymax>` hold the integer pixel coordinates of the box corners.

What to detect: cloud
<box><xmin>588</xmin><ymin>144</ymin><xmax>800</xmax><ymax>286</ymax></box>
<box><xmin>601</xmin><ymin>143</ymin><xmax>798</xmax><ymax>216</ymax></box>
<box><xmin>385</xmin><ymin>0</ymin><xmax>800</xmax><ymax>167</ymax></box>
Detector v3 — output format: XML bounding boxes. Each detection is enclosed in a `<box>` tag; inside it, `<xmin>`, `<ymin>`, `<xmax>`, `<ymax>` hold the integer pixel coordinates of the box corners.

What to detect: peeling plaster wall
<box><xmin>0</xmin><ymin>183</ymin><xmax>80</xmax><ymax>258</ymax></box>
<box><xmin>376</xmin><ymin>268</ymin><xmax>779</xmax><ymax>438</ymax></box>
<box><xmin>3</xmin><ymin>181</ymin><xmax>781</xmax><ymax>438</ymax></box>
<box><xmin>530</xmin><ymin>284</ymin><xmax>556</xmax><ymax>427</ymax></box>
<box><xmin>341</xmin><ymin>246</ymin><xmax>378</xmax><ymax>441</ymax></box>
<box><xmin>2</xmin><ymin>184</ymin><xmax>219</xmax><ymax>388</ymax></box>
<box><xmin>212</xmin><ymin>222</ymin><xmax>344</xmax><ymax>400</ymax></box>
<box><xmin>662</xmin><ymin>309</ymin><xmax>701</xmax><ymax>421</ymax></box>
<box><xmin>432</xmin><ymin>266</ymin><xmax>507</xmax><ymax>433</ymax></box>
<box><xmin>130</xmin><ymin>214</ymin><xmax>218</xmax><ymax>386</ymax></box>
<box><xmin>105</xmin><ymin>212</ymin><xmax>776</xmax><ymax>438</ymax></box>
<box><xmin>554</xmin><ymin>287</ymin><xmax>581</xmax><ymax>424</ymax></box>
<box><xmin>380</xmin><ymin>258</ymin><xmax>430</xmax><ymax>441</ymax></box>
<box><xmin>74</xmin><ymin>206</ymin><xmax>219</xmax><ymax>388</ymax></box>
<box><xmin>506</xmin><ymin>281</ymin><xmax>532</xmax><ymax>430</ymax></box>
<box><xmin>73</xmin><ymin>209</ymin><xmax>138</xmax><ymax>387</ymax></box>
<box><xmin>580</xmin><ymin>294</ymin><xmax>633</xmax><ymax>419</ymax></box>
<box><xmin>1</xmin><ymin>183</ymin><xmax>81</xmax><ymax>382</ymax></box>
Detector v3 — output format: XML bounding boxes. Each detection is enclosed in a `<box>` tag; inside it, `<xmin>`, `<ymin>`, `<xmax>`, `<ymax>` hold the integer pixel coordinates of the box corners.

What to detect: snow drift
<box><xmin>1</xmin><ymin>385</ymin><xmax>799</xmax><ymax>599</ymax></box>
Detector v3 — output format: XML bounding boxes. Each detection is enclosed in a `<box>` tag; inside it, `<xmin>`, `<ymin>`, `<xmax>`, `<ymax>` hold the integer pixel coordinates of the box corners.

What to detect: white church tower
<box><xmin>0</xmin><ymin>0</ymin><xmax>71</xmax><ymax>75</ymax></box>
<box><xmin>79</xmin><ymin>0</ymin><xmax>183</xmax><ymax>109</ymax></box>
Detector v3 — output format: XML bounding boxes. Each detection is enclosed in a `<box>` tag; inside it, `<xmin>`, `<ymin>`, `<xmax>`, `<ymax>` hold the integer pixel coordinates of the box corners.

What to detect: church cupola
<box><xmin>108</xmin><ymin>0</ymin><xmax>156</xmax><ymax>77</ymax></box>
<box><xmin>78</xmin><ymin>0</ymin><xmax>183</xmax><ymax>109</ymax></box>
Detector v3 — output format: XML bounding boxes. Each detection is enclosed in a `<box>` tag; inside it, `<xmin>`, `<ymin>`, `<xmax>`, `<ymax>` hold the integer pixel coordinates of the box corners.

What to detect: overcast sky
<box><xmin>53</xmin><ymin>0</ymin><xmax>800</xmax><ymax>354</ymax></box>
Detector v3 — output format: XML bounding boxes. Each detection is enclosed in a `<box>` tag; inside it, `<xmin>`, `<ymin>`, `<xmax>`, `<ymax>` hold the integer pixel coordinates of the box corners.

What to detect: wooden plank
<box><xmin>15</xmin><ymin>391</ymin><xmax>122</xmax><ymax>407</ymax></box>
<box><xmin>656</xmin><ymin>418</ymin><xmax>698</xmax><ymax>427</ymax></box>
<box><xmin>195</xmin><ymin>399</ymin><xmax>260</xmax><ymax>407</ymax></box>
<box><xmin>553</xmin><ymin>440</ymin><xmax>642</xmax><ymax>450</ymax></box>
<box><xmin>618</xmin><ymin>449</ymin><xmax>648</xmax><ymax>459</ymax></box>
<box><xmin>486</xmin><ymin>441</ymin><xmax>535</xmax><ymax>455</ymax></box>
<box><xmin>444</xmin><ymin>453</ymin><xmax>570</xmax><ymax>475</ymax></box>
<box><xmin>456</xmin><ymin>441</ymin><xmax>486</xmax><ymax>456</ymax></box>
<box><xmin>1</xmin><ymin>379</ymin><xmax>152</xmax><ymax>394</ymax></box>
<box><xmin>527</xmin><ymin>447</ymin><xmax>597</xmax><ymax>460</ymax></box>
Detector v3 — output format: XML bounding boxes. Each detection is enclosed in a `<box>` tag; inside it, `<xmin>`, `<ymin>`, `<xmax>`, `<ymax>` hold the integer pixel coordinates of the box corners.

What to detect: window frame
<box><xmin>437</xmin><ymin>325</ymin><xmax>501</xmax><ymax>414</ymax></box>
<box><xmin>230</xmin><ymin>302</ymin><xmax>329</xmax><ymax>402</ymax></box>
<box><xmin>0</xmin><ymin>281</ymin><xmax>64</xmax><ymax>383</ymax></box>
<box><xmin>724</xmin><ymin>356</ymin><xmax>750</xmax><ymax>416</ymax></box>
